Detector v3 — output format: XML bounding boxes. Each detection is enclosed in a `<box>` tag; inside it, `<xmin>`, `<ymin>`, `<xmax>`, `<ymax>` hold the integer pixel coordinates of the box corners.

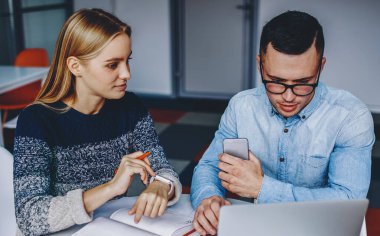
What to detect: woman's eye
<box><xmin>107</xmin><ymin>63</ymin><xmax>118</xmax><ymax>70</ymax></box>
<box><xmin>126</xmin><ymin>57</ymin><xmax>133</xmax><ymax>64</ymax></box>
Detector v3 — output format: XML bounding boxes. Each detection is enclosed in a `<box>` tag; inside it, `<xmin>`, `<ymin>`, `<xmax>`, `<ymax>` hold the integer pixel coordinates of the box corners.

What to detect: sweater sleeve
<box><xmin>129</xmin><ymin>99</ymin><xmax>182</xmax><ymax>206</ymax></box>
<box><xmin>13</xmin><ymin>107</ymin><xmax>92</xmax><ymax>236</ymax></box>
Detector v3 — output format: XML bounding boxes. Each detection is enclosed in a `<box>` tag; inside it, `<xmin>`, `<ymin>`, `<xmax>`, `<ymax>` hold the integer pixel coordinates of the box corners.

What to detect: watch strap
<box><xmin>150</xmin><ymin>175</ymin><xmax>174</xmax><ymax>196</ymax></box>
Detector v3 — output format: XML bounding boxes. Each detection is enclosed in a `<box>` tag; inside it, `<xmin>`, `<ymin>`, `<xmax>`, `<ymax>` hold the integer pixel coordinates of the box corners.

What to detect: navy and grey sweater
<box><xmin>13</xmin><ymin>92</ymin><xmax>182</xmax><ymax>236</ymax></box>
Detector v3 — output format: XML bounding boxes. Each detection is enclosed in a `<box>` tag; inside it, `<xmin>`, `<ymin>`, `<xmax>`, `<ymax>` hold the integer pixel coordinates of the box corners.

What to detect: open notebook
<box><xmin>72</xmin><ymin>196</ymin><xmax>195</xmax><ymax>236</ymax></box>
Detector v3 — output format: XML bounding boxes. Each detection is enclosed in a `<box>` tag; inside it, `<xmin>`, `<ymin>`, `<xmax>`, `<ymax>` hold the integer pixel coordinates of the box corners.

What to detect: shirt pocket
<box><xmin>296</xmin><ymin>154</ymin><xmax>329</xmax><ymax>188</ymax></box>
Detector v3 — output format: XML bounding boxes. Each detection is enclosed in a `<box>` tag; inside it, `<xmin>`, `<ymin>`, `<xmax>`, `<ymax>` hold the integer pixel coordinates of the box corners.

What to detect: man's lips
<box><xmin>279</xmin><ymin>103</ymin><xmax>298</xmax><ymax>112</ymax></box>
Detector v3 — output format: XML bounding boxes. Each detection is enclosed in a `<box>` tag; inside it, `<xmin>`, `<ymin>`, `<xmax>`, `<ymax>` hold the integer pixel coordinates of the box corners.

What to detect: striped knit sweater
<box><xmin>13</xmin><ymin>92</ymin><xmax>182</xmax><ymax>236</ymax></box>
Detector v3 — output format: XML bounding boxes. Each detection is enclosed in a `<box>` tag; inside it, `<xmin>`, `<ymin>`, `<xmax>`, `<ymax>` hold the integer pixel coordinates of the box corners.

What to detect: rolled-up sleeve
<box><xmin>190</xmin><ymin>98</ymin><xmax>238</xmax><ymax>209</ymax></box>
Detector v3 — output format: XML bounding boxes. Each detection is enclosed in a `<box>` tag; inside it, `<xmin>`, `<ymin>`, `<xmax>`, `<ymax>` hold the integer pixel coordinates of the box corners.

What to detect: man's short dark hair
<box><xmin>260</xmin><ymin>11</ymin><xmax>324</xmax><ymax>58</ymax></box>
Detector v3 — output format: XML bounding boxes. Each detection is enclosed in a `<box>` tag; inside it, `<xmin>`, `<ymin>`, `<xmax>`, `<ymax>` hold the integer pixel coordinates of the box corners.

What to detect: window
<box><xmin>0</xmin><ymin>0</ymin><xmax>72</xmax><ymax>64</ymax></box>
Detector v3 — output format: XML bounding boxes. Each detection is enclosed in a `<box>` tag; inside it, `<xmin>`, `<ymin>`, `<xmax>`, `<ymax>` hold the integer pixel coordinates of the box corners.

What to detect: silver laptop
<box><xmin>218</xmin><ymin>199</ymin><xmax>368</xmax><ymax>236</ymax></box>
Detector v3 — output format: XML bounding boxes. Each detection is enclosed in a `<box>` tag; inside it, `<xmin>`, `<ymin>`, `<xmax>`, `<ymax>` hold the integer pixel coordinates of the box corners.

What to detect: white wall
<box><xmin>256</xmin><ymin>0</ymin><xmax>380</xmax><ymax>112</ymax></box>
<box><xmin>74</xmin><ymin>0</ymin><xmax>114</xmax><ymax>12</ymax></box>
<box><xmin>183</xmin><ymin>0</ymin><xmax>245</xmax><ymax>96</ymax></box>
<box><xmin>74</xmin><ymin>0</ymin><xmax>173</xmax><ymax>96</ymax></box>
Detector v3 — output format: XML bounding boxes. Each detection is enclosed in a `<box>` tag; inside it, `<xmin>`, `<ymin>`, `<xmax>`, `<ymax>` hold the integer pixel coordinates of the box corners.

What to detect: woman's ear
<box><xmin>67</xmin><ymin>56</ymin><xmax>82</xmax><ymax>77</ymax></box>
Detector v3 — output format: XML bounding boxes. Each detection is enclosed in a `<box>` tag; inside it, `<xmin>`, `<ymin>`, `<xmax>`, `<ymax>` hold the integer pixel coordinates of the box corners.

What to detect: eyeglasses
<box><xmin>259</xmin><ymin>57</ymin><xmax>322</xmax><ymax>96</ymax></box>
<box><xmin>261</xmin><ymin>80</ymin><xmax>318</xmax><ymax>96</ymax></box>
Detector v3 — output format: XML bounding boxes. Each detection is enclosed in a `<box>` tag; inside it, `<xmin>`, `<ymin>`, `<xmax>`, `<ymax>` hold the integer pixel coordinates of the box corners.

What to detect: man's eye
<box><xmin>107</xmin><ymin>63</ymin><xmax>118</xmax><ymax>70</ymax></box>
<box><xmin>298</xmin><ymin>80</ymin><xmax>310</xmax><ymax>84</ymax></box>
<box><xmin>271</xmin><ymin>79</ymin><xmax>282</xmax><ymax>83</ymax></box>
<box><xmin>126</xmin><ymin>57</ymin><xmax>133</xmax><ymax>64</ymax></box>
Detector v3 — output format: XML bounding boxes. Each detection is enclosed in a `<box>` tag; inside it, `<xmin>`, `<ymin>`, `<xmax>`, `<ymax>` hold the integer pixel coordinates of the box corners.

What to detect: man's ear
<box><xmin>321</xmin><ymin>57</ymin><xmax>326</xmax><ymax>71</ymax></box>
<box><xmin>67</xmin><ymin>56</ymin><xmax>82</xmax><ymax>77</ymax></box>
<box><xmin>256</xmin><ymin>55</ymin><xmax>261</xmax><ymax>71</ymax></box>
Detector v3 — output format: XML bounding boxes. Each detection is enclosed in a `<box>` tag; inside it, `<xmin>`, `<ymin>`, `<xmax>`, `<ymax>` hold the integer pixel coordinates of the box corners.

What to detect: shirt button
<box><xmin>284</xmin><ymin>128</ymin><xmax>288</xmax><ymax>133</ymax></box>
<box><xmin>279</xmin><ymin>157</ymin><xmax>285</xmax><ymax>162</ymax></box>
<box><xmin>301</xmin><ymin>115</ymin><xmax>306</xmax><ymax>119</ymax></box>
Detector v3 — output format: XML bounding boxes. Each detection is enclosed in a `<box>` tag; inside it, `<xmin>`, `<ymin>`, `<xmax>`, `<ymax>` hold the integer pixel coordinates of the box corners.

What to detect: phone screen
<box><xmin>222</xmin><ymin>138</ymin><xmax>249</xmax><ymax>160</ymax></box>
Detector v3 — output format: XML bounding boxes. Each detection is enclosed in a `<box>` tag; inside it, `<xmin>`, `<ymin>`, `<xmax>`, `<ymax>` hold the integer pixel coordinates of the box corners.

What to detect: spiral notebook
<box><xmin>72</xmin><ymin>196</ymin><xmax>196</xmax><ymax>236</ymax></box>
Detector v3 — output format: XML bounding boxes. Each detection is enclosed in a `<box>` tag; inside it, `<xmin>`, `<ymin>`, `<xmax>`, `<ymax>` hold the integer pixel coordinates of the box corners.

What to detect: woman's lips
<box><xmin>115</xmin><ymin>84</ymin><xmax>126</xmax><ymax>91</ymax></box>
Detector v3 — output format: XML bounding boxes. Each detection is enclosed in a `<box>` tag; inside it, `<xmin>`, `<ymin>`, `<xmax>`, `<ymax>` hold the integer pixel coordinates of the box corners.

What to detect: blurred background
<box><xmin>1</xmin><ymin>0</ymin><xmax>380</xmax><ymax>107</ymax></box>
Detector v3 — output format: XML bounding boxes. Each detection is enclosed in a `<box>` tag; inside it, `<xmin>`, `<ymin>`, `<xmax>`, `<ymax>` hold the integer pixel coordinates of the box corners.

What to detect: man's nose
<box><xmin>282</xmin><ymin>87</ymin><xmax>296</xmax><ymax>102</ymax></box>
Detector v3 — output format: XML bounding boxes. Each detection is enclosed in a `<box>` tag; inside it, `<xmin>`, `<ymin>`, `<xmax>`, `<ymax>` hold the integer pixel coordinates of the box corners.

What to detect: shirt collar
<box><xmin>260</xmin><ymin>84</ymin><xmax>275</xmax><ymax>116</ymax></box>
<box><xmin>297</xmin><ymin>82</ymin><xmax>326</xmax><ymax>121</ymax></box>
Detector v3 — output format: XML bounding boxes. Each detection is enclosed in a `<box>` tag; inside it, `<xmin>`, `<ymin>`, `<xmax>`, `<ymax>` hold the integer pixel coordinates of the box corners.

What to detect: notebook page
<box><xmin>72</xmin><ymin>217</ymin><xmax>157</xmax><ymax>236</ymax></box>
<box><xmin>110</xmin><ymin>208</ymin><xmax>193</xmax><ymax>236</ymax></box>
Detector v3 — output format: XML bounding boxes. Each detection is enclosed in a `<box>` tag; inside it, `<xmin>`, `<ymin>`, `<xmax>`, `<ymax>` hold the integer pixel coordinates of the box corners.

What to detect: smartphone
<box><xmin>223</xmin><ymin>138</ymin><xmax>249</xmax><ymax>160</ymax></box>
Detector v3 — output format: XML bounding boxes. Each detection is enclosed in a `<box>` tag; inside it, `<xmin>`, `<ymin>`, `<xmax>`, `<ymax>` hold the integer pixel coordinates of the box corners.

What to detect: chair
<box><xmin>0</xmin><ymin>48</ymin><xmax>48</xmax><ymax>134</ymax></box>
<box><xmin>3</xmin><ymin>116</ymin><xmax>18</xmax><ymax>129</ymax></box>
<box><xmin>360</xmin><ymin>218</ymin><xmax>367</xmax><ymax>236</ymax></box>
<box><xmin>14</xmin><ymin>48</ymin><xmax>49</xmax><ymax>67</ymax></box>
<box><xmin>0</xmin><ymin>146</ymin><xmax>16</xmax><ymax>235</ymax></box>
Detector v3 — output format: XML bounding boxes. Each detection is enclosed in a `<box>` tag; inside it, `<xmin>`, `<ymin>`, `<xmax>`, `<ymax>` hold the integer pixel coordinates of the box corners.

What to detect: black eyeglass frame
<box><xmin>259</xmin><ymin>55</ymin><xmax>323</xmax><ymax>97</ymax></box>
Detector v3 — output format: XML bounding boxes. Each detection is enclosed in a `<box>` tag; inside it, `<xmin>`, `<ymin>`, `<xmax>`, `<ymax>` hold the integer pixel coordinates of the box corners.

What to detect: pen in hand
<box><xmin>114</xmin><ymin>151</ymin><xmax>151</xmax><ymax>175</ymax></box>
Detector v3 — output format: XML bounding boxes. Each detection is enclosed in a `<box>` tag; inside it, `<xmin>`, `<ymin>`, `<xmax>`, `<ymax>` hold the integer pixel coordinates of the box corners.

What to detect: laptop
<box><xmin>218</xmin><ymin>199</ymin><xmax>368</xmax><ymax>236</ymax></box>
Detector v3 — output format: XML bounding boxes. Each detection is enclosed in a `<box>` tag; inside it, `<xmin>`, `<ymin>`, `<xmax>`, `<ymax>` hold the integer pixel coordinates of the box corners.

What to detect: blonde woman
<box><xmin>13</xmin><ymin>8</ymin><xmax>181</xmax><ymax>235</ymax></box>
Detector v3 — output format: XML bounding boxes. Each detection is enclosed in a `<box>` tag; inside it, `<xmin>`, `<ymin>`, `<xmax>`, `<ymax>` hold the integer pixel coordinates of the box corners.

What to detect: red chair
<box><xmin>0</xmin><ymin>48</ymin><xmax>49</xmax><ymax>129</ymax></box>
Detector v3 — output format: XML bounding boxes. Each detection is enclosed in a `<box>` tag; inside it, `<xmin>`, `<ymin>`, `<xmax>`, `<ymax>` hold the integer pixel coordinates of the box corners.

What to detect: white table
<box><xmin>0</xmin><ymin>65</ymin><xmax>49</xmax><ymax>146</ymax></box>
<box><xmin>50</xmin><ymin>194</ymin><xmax>249</xmax><ymax>236</ymax></box>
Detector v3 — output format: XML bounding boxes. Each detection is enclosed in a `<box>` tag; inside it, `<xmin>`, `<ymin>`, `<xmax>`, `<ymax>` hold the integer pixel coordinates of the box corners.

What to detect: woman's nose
<box><xmin>119</xmin><ymin>63</ymin><xmax>131</xmax><ymax>81</ymax></box>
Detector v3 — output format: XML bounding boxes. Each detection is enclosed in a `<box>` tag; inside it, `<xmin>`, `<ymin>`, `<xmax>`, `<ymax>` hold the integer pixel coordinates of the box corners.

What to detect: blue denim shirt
<box><xmin>190</xmin><ymin>83</ymin><xmax>375</xmax><ymax>208</ymax></box>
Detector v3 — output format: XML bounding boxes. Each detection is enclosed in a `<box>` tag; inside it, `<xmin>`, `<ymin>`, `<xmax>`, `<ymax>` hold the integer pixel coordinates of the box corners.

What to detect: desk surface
<box><xmin>51</xmin><ymin>194</ymin><xmax>248</xmax><ymax>236</ymax></box>
<box><xmin>0</xmin><ymin>65</ymin><xmax>49</xmax><ymax>94</ymax></box>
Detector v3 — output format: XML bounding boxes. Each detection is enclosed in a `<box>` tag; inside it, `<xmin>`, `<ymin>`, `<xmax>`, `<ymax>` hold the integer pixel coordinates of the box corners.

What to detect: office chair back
<box><xmin>14</xmin><ymin>48</ymin><xmax>49</xmax><ymax>67</ymax></box>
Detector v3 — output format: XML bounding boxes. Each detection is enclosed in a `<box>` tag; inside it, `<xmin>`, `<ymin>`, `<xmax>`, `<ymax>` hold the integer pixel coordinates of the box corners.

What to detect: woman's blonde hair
<box><xmin>35</xmin><ymin>8</ymin><xmax>131</xmax><ymax>108</ymax></box>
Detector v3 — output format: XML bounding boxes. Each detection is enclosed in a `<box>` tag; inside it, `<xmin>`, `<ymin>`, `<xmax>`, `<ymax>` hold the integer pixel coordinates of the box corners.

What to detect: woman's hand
<box><xmin>83</xmin><ymin>151</ymin><xmax>155</xmax><ymax>214</ymax></box>
<box><xmin>109</xmin><ymin>151</ymin><xmax>156</xmax><ymax>196</ymax></box>
<box><xmin>128</xmin><ymin>180</ymin><xmax>170</xmax><ymax>223</ymax></box>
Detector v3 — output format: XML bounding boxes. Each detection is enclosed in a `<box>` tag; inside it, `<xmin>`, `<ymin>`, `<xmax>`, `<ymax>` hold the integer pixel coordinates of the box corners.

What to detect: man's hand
<box><xmin>193</xmin><ymin>196</ymin><xmax>231</xmax><ymax>235</ymax></box>
<box><xmin>218</xmin><ymin>151</ymin><xmax>264</xmax><ymax>198</ymax></box>
<box><xmin>128</xmin><ymin>180</ymin><xmax>170</xmax><ymax>223</ymax></box>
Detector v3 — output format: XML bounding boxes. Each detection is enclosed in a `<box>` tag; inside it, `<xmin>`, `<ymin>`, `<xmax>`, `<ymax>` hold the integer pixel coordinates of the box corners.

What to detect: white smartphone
<box><xmin>222</xmin><ymin>138</ymin><xmax>249</xmax><ymax>160</ymax></box>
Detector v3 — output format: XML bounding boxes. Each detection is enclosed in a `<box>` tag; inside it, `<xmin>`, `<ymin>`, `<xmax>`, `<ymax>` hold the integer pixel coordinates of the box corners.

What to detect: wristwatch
<box><xmin>150</xmin><ymin>175</ymin><xmax>174</xmax><ymax>196</ymax></box>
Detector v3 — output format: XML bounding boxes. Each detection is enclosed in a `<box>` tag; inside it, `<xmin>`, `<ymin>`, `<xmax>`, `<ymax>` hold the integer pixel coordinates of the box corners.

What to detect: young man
<box><xmin>190</xmin><ymin>11</ymin><xmax>375</xmax><ymax>235</ymax></box>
